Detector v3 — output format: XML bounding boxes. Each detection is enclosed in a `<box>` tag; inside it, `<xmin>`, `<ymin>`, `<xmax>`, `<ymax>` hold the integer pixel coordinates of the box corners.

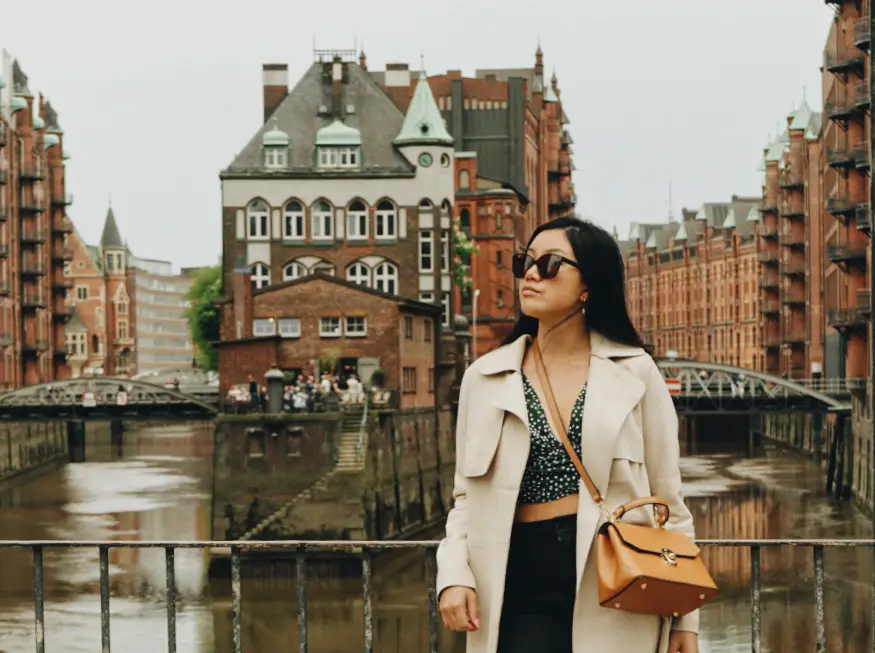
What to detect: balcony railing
<box><xmin>51</xmin><ymin>244</ymin><xmax>74</xmax><ymax>261</ymax></box>
<box><xmin>0</xmin><ymin>281</ymin><xmax>10</xmax><ymax>296</ymax></box>
<box><xmin>827</xmin><ymin>242</ymin><xmax>868</xmax><ymax>265</ymax></box>
<box><xmin>857</xmin><ymin>288</ymin><xmax>872</xmax><ymax>316</ymax></box>
<box><xmin>827</xmin><ymin>146</ymin><xmax>855</xmax><ymax>168</ymax></box>
<box><xmin>828</xmin><ymin>307</ymin><xmax>866</xmax><ymax>328</ymax></box>
<box><xmin>784</xmin><ymin>329</ymin><xmax>808</xmax><ymax>343</ymax></box>
<box><xmin>51</xmin><ymin>190</ymin><xmax>74</xmax><ymax>206</ymax></box>
<box><xmin>19</xmin><ymin>197</ymin><xmax>45</xmax><ymax>213</ymax></box>
<box><xmin>757</xmin><ymin>222</ymin><xmax>779</xmax><ymax>238</ymax></box>
<box><xmin>757</xmin><ymin>249</ymin><xmax>780</xmax><ymax>263</ymax></box>
<box><xmin>762</xmin><ymin>333</ymin><xmax>782</xmax><ymax>347</ymax></box>
<box><xmin>19</xmin><ymin>162</ymin><xmax>43</xmax><ymax>180</ymax></box>
<box><xmin>781</xmin><ymin>260</ymin><xmax>807</xmax><ymax>275</ymax></box>
<box><xmin>780</xmin><ymin>200</ymin><xmax>805</xmax><ymax>218</ymax></box>
<box><xmin>20</xmin><ymin>229</ymin><xmax>46</xmax><ymax>244</ymax></box>
<box><xmin>854</xmin><ymin>79</ymin><xmax>871</xmax><ymax>109</ymax></box>
<box><xmin>781</xmin><ymin>232</ymin><xmax>806</xmax><ymax>248</ymax></box>
<box><xmin>856</xmin><ymin>204</ymin><xmax>872</xmax><ymax>234</ymax></box>
<box><xmin>21</xmin><ymin>260</ymin><xmax>45</xmax><ymax>276</ymax></box>
<box><xmin>854</xmin><ymin>18</ymin><xmax>871</xmax><ymax>50</ymax></box>
<box><xmin>22</xmin><ymin>293</ymin><xmax>45</xmax><ymax>308</ymax></box>
<box><xmin>826</xmin><ymin>98</ymin><xmax>854</xmax><ymax>121</ymax></box>
<box><xmin>778</xmin><ymin>170</ymin><xmax>804</xmax><ymax>189</ymax></box>
<box><xmin>826</xmin><ymin>49</ymin><xmax>866</xmax><ymax>74</ymax></box>
<box><xmin>0</xmin><ymin>244</ymin><xmax>8</xmax><ymax>258</ymax></box>
<box><xmin>0</xmin><ymin>538</ymin><xmax>869</xmax><ymax>653</ymax></box>
<box><xmin>826</xmin><ymin>195</ymin><xmax>856</xmax><ymax>217</ymax></box>
<box><xmin>52</xmin><ymin>218</ymin><xmax>74</xmax><ymax>234</ymax></box>
<box><xmin>852</xmin><ymin>142</ymin><xmax>870</xmax><ymax>170</ymax></box>
<box><xmin>758</xmin><ymin>276</ymin><xmax>779</xmax><ymax>289</ymax></box>
<box><xmin>0</xmin><ymin>122</ymin><xmax>6</xmax><ymax>146</ymax></box>
<box><xmin>760</xmin><ymin>299</ymin><xmax>780</xmax><ymax>314</ymax></box>
<box><xmin>0</xmin><ymin>169</ymin><xmax>6</xmax><ymax>185</ymax></box>
<box><xmin>22</xmin><ymin>339</ymin><xmax>49</xmax><ymax>352</ymax></box>
<box><xmin>0</xmin><ymin>205</ymin><xmax>6</xmax><ymax>221</ymax></box>
<box><xmin>782</xmin><ymin>288</ymin><xmax>807</xmax><ymax>304</ymax></box>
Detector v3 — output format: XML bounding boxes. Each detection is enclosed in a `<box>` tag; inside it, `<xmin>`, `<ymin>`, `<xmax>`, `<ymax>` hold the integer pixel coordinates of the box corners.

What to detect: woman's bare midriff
<box><xmin>514</xmin><ymin>493</ymin><xmax>579</xmax><ymax>522</ymax></box>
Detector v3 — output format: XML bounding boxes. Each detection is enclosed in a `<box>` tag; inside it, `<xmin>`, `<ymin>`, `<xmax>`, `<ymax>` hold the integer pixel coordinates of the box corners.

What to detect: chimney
<box><xmin>232</xmin><ymin>258</ymin><xmax>253</xmax><ymax>339</ymax></box>
<box><xmin>383</xmin><ymin>62</ymin><xmax>413</xmax><ymax>111</ymax></box>
<box><xmin>262</xmin><ymin>63</ymin><xmax>288</xmax><ymax>122</ymax></box>
<box><xmin>332</xmin><ymin>55</ymin><xmax>343</xmax><ymax>117</ymax></box>
<box><xmin>359</xmin><ymin>49</ymin><xmax>367</xmax><ymax>71</ymax></box>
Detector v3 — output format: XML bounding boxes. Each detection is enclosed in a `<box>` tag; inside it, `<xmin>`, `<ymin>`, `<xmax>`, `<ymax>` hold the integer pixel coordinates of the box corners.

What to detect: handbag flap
<box><xmin>609</xmin><ymin>522</ymin><xmax>700</xmax><ymax>558</ymax></box>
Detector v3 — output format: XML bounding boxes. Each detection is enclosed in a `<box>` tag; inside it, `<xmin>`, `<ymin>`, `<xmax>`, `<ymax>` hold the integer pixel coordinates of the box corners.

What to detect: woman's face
<box><xmin>517</xmin><ymin>228</ymin><xmax>588</xmax><ymax>320</ymax></box>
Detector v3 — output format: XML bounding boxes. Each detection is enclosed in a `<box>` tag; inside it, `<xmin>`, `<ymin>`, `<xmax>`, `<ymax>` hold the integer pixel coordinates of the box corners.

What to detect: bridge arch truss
<box><xmin>0</xmin><ymin>377</ymin><xmax>218</xmax><ymax>420</ymax></box>
<box><xmin>654</xmin><ymin>359</ymin><xmax>850</xmax><ymax>414</ymax></box>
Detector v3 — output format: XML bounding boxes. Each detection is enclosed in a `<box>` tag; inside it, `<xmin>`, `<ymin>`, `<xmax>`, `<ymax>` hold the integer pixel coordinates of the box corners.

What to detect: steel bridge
<box><xmin>0</xmin><ymin>377</ymin><xmax>218</xmax><ymax>421</ymax></box>
<box><xmin>654</xmin><ymin>359</ymin><xmax>852</xmax><ymax>414</ymax></box>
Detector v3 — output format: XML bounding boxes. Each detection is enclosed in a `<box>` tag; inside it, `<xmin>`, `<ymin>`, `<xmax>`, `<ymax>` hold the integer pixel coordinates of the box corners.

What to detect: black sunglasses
<box><xmin>512</xmin><ymin>252</ymin><xmax>579</xmax><ymax>280</ymax></box>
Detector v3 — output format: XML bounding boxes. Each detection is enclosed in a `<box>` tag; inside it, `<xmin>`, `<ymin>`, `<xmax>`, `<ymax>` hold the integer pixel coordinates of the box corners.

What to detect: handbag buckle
<box><xmin>598</xmin><ymin>501</ymin><xmax>614</xmax><ymax>523</ymax></box>
<box><xmin>660</xmin><ymin>548</ymin><xmax>678</xmax><ymax>566</ymax></box>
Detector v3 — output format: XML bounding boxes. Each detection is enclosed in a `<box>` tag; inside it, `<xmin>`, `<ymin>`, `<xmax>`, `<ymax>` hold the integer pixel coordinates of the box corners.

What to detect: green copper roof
<box><xmin>629</xmin><ymin>223</ymin><xmax>640</xmax><ymax>240</ymax></box>
<box><xmin>695</xmin><ymin>207</ymin><xmax>707</xmax><ymax>221</ymax></box>
<box><xmin>10</xmin><ymin>96</ymin><xmax>27</xmax><ymax>113</ymax></box>
<box><xmin>63</xmin><ymin>147</ymin><xmax>71</xmax><ymax>160</ymax></box>
<box><xmin>674</xmin><ymin>222</ymin><xmax>687</xmax><ymax>242</ymax></box>
<box><xmin>544</xmin><ymin>84</ymin><xmax>558</xmax><ymax>103</ymax></box>
<box><xmin>32</xmin><ymin>115</ymin><xmax>45</xmax><ymax>130</ymax></box>
<box><xmin>789</xmin><ymin>100</ymin><xmax>813</xmax><ymax>131</ymax></box>
<box><xmin>262</xmin><ymin>127</ymin><xmax>289</xmax><ymax>147</ymax></box>
<box><xmin>722</xmin><ymin>209</ymin><xmax>736</xmax><ymax>229</ymax></box>
<box><xmin>394</xmin><ymin>71</ymin><xmax>453</xmax><ymax>146</ymax></box>
<box><xmin>42</xmin><ymin>133</ymin><xmax>59</xmax><ymax>150</ymax></box>
<box><xmin>645</xmin><ymin>231</ymin><xmax>657</xmax><ymax>248</ymax></box>
<box><xmin>765</xmin><ymin>139</ymin><xmax>784</xmax><ymax>162</ymax></box>
<box><xmin>316</xmin><ymin>119</ymin><xmax>362</xmax><ymax>147</ymax></box>
<box><xmin>746</xmin><ymin>207</ymin><xmax>762</xmax><ymax>223</ymax></box>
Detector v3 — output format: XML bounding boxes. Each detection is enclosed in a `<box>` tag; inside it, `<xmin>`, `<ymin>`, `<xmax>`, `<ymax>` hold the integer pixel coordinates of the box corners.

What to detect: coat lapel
<box><xmin>480</xmin><ymin>335</ymin><xmax>530</xmax><ymax>430</ymax></box>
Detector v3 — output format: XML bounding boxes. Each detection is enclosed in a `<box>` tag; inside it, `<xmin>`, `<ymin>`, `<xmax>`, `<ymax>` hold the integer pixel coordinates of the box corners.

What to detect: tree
<box><xmin>184</xmin><ymin>265</ymin><xmax>221</xmax><ymax>371</ymax></box>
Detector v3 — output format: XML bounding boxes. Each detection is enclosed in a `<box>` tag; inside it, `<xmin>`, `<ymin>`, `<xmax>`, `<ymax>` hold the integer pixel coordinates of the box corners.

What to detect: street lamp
<box><xmin>472</xmin><ymin>288</ymin><xmax>481</xmax><ymax>360</ymax></box>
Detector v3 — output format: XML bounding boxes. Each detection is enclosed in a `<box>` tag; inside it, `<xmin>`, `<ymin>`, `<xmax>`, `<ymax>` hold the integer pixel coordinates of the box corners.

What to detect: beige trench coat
<box><xmin>436</xmin><ymin>332</ymin><xmax>699</xmax><ymax>653</ymax></box>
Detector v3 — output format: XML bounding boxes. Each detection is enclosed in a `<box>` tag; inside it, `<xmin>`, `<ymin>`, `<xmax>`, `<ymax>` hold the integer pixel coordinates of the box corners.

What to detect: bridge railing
<box><xmin>0</xmin><ymin>538</ymin><xmax>872</xmax><ymax>652</ymax></box>
<box><xmin>795</xmin><ymin>377</ymin><xmax>868</xmax><ymax>394</ymax></box>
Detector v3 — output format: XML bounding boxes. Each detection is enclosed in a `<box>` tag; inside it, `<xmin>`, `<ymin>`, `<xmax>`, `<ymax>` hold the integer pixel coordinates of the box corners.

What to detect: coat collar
<box><xmin>476</xmin><ymin>330</ymin><xmax>646</xmax><ymax>377</ymax></box>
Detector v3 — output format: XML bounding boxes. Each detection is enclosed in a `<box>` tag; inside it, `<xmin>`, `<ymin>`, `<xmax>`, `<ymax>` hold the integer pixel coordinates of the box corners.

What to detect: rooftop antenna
<box><xmin>668</xmin><ymin>180</ymin><xmax>675</xmax><ymax>222</ymax></box>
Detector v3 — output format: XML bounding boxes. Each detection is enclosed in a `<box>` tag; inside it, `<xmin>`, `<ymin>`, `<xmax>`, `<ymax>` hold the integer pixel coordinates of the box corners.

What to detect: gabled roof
<box><xmin>789</xmin><ymin>100</ymin><xmax>813</xmax><ymax>131</ymax></box>
<box><xmin>674</xmin><ymin>222</ymin><xmax>688</xmax><ymax>242</ymax></box>
<box><xmin>394</xmin><ymin>71</ymin><xmax>454</xmax><ymax>146</ymax></box>
<box><xmin>65</xmin><ymin>304</ymin><xmax>87</xmax><ymax>332</ymax></box>
<box><xmin>746</xmin><ymin>207</ymin><xmax>762</xmax><ymax>223</ymax></box>
<box><xmin>224</xmin><ymin>62</ymin><xmax>413</xmax><ymax>174</ymax></box>
<box><xmin>100</xmin><ymin>207</ymin><xmax>124</xmax><ymax>250</ymax></box>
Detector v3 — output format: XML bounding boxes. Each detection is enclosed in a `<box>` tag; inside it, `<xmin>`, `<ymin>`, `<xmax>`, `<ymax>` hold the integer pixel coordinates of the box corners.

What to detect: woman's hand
<box><xmin>439</xmin><ymin>586</ymin><xmax>480</xmax><ymax>632</ymax></box>
<box><xmin>667</xmin><ymin>630</ymin><xmax>699</xmax><ymax>653</ymax></box>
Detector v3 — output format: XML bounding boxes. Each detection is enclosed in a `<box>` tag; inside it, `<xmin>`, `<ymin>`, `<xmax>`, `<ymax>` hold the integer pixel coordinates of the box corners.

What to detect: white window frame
<box><xmin>248</xmin><ymin>200</ymin><xmax>270</xmax><ymax>240</ymax></box>
<box><xmin>250</xmin><ymin>262</ymin><xmax>270</xmax><ymax>289</ymax></box>
<box><xmin>440</xmin><ymin>231</ymin><xmax>450</xmax><ymax>271</ymax></box>
<box><xmin>347</xmin><ymin>262</ymin><xmax>370</xmax><ymax>286</ymax></box>
<box><xmin>253</xmin><ymin>318</ymin><xmax>276</xmax><ymax>337</ymax></box>
<box><xmin>440</xmin><ymin>293</ymin><xmax>450</xmax><ymax>327</ymax></box>
<box><xmin>345</xmin><ymin>316</ymin><xmax>367</xmax><ymax>337</ymax></box>
<box><xmin>283</xmin><ymin>262</ymin><xmax>307</xmax><ymax>281</ymax></box>
<box><xmin>311</xmin><ymin>200</ymin><xmax>334</xmax><ymax>240</ymax></box>
<box><xmin>76</xmin><ymin>285</ymin><xmax>88</xmax><ymax>300</ymax></box>
<box><xmin>419</xmin><ymin>230</ymin><xmax>434</xmax><ymax>273</ymax></box>
<box><xmin>283</xmin><ymin>201</ymin><xmax>305</xmax><ymax>240</ymax></box>
<box><xmin>319</xmin><ymin>317</ymin><xmax>341</xmax><ymax>338</ymax></box>
<box><xmin>278</xmin><ymin>318</ymin><xmax>301</xmax><ymax>338</ymax></box>
<box><xmin>347</xmin><ymin>201</ymin><xmax>369</xmax><ymax>240</ymax></box>
<box><xmin>375</xmin><ymin>200</ymin><xmax>397</xmax><ymax>238</ymax></box>
<box><xmin>264</xmin><ymin>146</ymin><xmax>288</xmax><ymax>169</ymax></box>
<box><xmin>419</xmin><ymin>292</ymin><xmax>435</xmax><ymax>304</ymax></box>
<box><xmin>374</xmin><ymin>262</ymin><xmax>398</xmax><ymax>296</ymax></box>
<box><xmin>318</xmin><ymin>147</ymin><xmax>360</xmax><ymax>169</ymax></box>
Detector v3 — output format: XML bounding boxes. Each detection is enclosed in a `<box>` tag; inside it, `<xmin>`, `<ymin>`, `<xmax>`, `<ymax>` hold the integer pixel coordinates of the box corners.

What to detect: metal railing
<box><xmin>797</xmin><ymin>377</ymin><xmax>868</xmax><ymax>394</ymax></box>
<box><xmin>356</xmin><ymin>386</ymin><xmax>370</xmax><ymax>458</ymax></box>
<box><xmin>0</xmin><ymin>538</ymin><xmax>872</xmax><ymax>653</ymax></box>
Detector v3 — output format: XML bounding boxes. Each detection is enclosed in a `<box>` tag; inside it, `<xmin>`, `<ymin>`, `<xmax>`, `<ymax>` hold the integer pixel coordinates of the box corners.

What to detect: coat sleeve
<box><xmin>435</xmin><ymin>368</ymin><xmax>477</xmax><ymax>597</ymax></box>
<box><xmin>641</xmin><ymin>358</ymin><xmax>699</xmax><ymax>635</ymax></box>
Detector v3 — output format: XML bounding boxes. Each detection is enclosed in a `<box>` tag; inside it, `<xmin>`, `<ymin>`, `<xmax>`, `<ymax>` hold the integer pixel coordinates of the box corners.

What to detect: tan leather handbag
<box><xmin>532</xmin><ymin>341</ymin><xmax>718</xmax><ymax>618</ymax></box>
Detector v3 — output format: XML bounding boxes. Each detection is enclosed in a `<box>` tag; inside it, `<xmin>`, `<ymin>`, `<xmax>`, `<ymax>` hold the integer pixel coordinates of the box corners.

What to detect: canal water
<box><xmin>0</xmin><ymin>423</ymin><xmax>871</xmax><ymax>653</ymax></box>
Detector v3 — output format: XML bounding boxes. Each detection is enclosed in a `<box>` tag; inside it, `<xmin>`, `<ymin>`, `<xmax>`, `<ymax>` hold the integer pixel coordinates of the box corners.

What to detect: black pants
<box><xmin>497</xmin><ymin>514</ymin><xmax>577</xmax><ymax>653</ymax></box>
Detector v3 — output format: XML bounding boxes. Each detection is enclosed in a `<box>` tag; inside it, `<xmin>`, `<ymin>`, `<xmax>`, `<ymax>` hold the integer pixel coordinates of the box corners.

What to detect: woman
<box><xmin>437</xmin><ymin>217</ymin><xmax>699</xmax><ymax>653</ymax></box>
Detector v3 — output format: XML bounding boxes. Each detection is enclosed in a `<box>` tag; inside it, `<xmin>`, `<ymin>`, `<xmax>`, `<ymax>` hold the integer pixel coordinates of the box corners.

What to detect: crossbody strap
<box><xmin>532</xmin><ymin>338</ymin><xmax>603</xmax><ymax>506</ymax></box>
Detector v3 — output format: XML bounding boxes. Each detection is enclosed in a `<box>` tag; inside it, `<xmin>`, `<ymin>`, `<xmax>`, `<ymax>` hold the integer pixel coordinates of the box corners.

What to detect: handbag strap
<box><xmin>531</xmin><ymin>338</ymin><xmax>603</xmax><ymax>506</ymax></box>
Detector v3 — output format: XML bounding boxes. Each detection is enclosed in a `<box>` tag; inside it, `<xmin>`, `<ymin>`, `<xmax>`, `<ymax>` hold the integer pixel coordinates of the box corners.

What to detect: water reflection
<box><xmin>0</xmin><ymin>425</ymin><xmax>870</xmax><ymax>652</ymax></box>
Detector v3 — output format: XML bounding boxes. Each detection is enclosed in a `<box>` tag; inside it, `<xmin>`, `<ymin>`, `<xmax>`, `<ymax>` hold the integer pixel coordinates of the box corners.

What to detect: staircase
<box><xmin>335</xmin><ymin>405</ymin><xmax>366</xmax><ymax>473</ymax></box>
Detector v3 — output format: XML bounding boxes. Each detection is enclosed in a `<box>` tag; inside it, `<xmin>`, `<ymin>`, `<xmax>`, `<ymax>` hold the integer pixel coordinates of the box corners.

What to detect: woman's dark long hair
<box><xmin>501</xmin><ymin>216</ymin><xmax>651</xmax><ymax>354</ymax></box>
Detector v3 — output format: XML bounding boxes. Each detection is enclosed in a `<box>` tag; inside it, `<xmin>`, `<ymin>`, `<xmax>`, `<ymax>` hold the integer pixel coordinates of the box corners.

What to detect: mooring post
<box><xmin>264</xmin><ymin>366</ymin><xmax>285</xmax><ymax>414</ymax></box>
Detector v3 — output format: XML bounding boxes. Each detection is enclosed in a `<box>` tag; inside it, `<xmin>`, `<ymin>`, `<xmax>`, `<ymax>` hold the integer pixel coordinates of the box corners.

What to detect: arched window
<box><xmin>459</xmin><ymin>170</ymin><xmax>470</xmax><ymax>190</ymax></box>
<box><xmin>374</xmin><ymin>262</ymin><xmax>398</xmax><ymax>296</ymax></box>
<box><xmin>347</xmin><ymin>200</ymin><xmax>368</xmax><ymax>240</ymax></box>
<box><xmin>283</xmin><ymin>262</ymin><xmax>307</xmax><ymax>281</ymax></box>
<box><xmin>347</xmin><ymin>262</ymin><xmax>370</xmax><ymax>286</ymax></box>
<box><xmin>91</xmin><ymin>334</ymin><xmax>99</xmax><ymax>354</ymax></box>
<box><xmin>311</xmin><ymin>200</ymin><xmax>334</xmax><ymax>240</ymax></box>
<box><xmin>283</xmin><ymin>201</ymin><xmax>305</xmax><ymax>240</ymax></box>
<box><xmin>311</xmin><ymin>260</ymin><xmax>335</xmax><ymax>276</ymax></box>
<box><xmin>247</xmin><ymin>199</ymin><xmax>269</xmax><ymax>239</ymax></box>
<box><xmin>250</xmin><ymin>262</ymin><xmax>270</xmax><ymax>290</ymax></box>
<box><xmin>419</xmin><ymin>199</ymin><xmax>434</xmax><ymax>213</ymax></box>
<box><xmin>460</xmin><ymin>208</ymin><xmax>471</xmax><ymax>232</ymax></box>
<box><xmin>375</xmin><ymin>200</ymin><xmax>397</xmax><ymax>238</ymax></box>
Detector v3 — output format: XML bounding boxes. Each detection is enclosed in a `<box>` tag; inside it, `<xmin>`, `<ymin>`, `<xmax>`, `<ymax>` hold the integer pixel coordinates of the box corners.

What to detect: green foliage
<box><xmin>184</xmin><ymin>265</ymin><xmax>221</xmax><ymax>371</ymax></box>
<box><xmin>452</xmin><ymin>218</ymin><xmax>479</xmax><ymax>290</ymax></box>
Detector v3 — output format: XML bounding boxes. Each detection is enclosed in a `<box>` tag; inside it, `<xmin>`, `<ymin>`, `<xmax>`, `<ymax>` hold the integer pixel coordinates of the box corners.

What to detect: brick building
<box><xmin>65</xmin><ymin>207</ymin><xmax>193</xmax><ymax>377</ymax></box>
<box><xmin>821</xmin><ymin>3</ymin><xmax>871</xmax><ymax>383</ymax></box>
<box><xmin>370</xmin><ymin>47</ymin><xmax>576</xmax><ymax>355</ymax></box>
<box><xmin>623</xmin><ymin>195</ymin><xmax>763</xmax><ymax>370</ymax></box>
<box><xmin>218</xmin><ymin>272</ymin><xmax>440</xmax><ymax>408</ymax></box>
<box><xmin>218</xmin><ymin>50</ymin><xmax>457</xmax><ymax>397</ymax></box>
<box><xmin>0</xmin><ymin>51</ymin><xmax>74</xmax><ymax>388</ymax></box>
<box><xmin>758</xmin><ymin>101</ymin><xmax>825</xmax><ymax>378</ymax></box>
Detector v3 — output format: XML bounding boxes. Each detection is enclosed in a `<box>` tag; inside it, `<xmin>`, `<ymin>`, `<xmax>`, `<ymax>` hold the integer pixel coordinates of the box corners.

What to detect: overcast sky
<box><xmin>3</xmin><ymin>0</ymin><xmax>834</xmax><ymax>269</ymax></box>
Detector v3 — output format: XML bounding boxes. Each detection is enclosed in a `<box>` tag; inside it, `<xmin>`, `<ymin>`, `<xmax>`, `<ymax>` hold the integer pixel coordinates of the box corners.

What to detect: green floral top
<box><xmin>517</xmin><ymin>374</ymin><xmax>587</xmax><ymax>504</ymax></box>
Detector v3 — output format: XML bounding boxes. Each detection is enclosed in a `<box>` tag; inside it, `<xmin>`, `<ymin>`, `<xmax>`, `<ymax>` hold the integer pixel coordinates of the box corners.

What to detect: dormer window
<box><xmin>264</xmin><ymin>147</ymin><xmax>288</xmax><ymax>169</ymax></box>
<box><xmin>318</xmin><ymin>147</ymin><xmax>360</xmax><ymax>169</ymax></box>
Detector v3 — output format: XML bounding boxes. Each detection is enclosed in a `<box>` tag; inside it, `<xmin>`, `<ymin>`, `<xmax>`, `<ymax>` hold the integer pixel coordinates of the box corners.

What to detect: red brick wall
<box><xmin>218</xmin><ymin>337</ymin><xmax>280</xmax><ymax>394</ymax></box>
<box><xmin>398</xmin><ymin>313</ymin><xmax>435</xmax><ymax>408</ymax></box>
